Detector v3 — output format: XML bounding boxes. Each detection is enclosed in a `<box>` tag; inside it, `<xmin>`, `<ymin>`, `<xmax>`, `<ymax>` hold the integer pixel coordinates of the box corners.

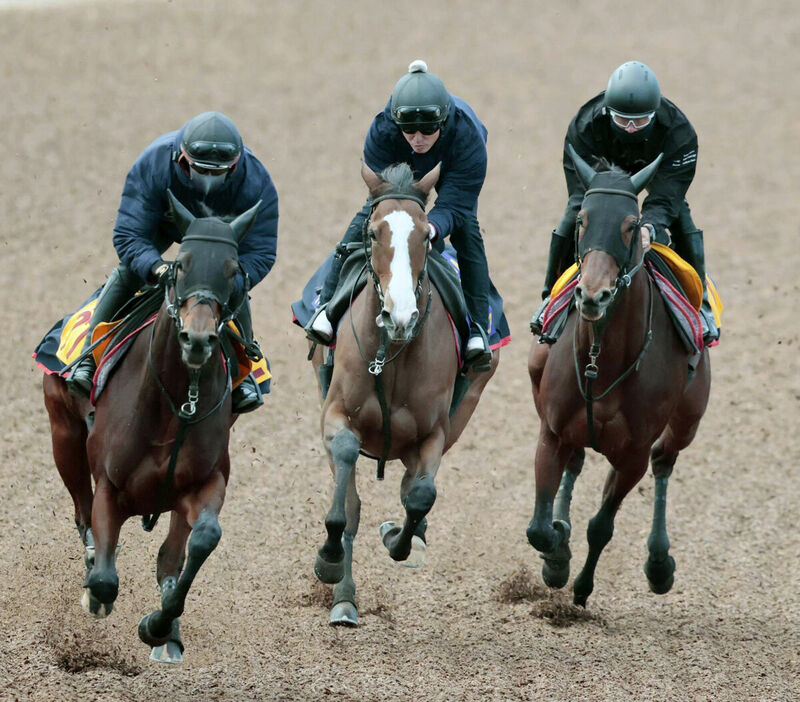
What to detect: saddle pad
<box><xmin>33</xmin><ymin>292</ymin><xmax>271</xmax><ymax>398</ymax></box>
<box><xmin>291</xmin><ymin>242</ymin><xmax>512</xmax><ymax>353</ymax></box>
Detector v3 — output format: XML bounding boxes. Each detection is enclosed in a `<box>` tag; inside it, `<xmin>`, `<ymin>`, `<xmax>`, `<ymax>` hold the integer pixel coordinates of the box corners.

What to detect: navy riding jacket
<box><xmin>557</xmin><ymin>92</ymin><xmax>698</xmax><ymax>242</ymax></box>
<box><xmin>112</xmin><ymin>122</ymin><xmax>279</xmax><ymax>288</ymax></box>
<box><xmin>363</xmin><ymin>95</ymin><xmax>488</xmax><ymax>238</ymax></box>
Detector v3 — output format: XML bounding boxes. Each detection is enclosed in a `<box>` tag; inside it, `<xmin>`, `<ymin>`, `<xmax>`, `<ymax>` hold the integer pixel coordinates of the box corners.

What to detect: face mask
<box><xmin>190</xmin><ymin>169</ymin><xmax>228</xmax><ymax>197</ymax></box>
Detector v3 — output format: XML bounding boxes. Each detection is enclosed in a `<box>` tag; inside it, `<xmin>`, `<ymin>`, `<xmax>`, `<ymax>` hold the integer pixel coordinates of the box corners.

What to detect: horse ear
<box><xmin>167</xmin><ymin>188</ymin><xmax>195</xmax><ymax>236</ymax></box>
<box><xmin>361</xmin><ymin>160</ymin><xmax>382</xmax><ymax>193</ymax></box>
<box><xmin>630</xmin><ymin>153</ymin><xmax>664</xmax><ymax>194</ymax></box>
<box><xmin>230</xmin><ymin>200</ymin><xmax>262</xmax><ymax>243</ymax></box>
<box><xmin>415</xmin><ymin>163</ymin><xmax>441</xmax><ymax>196</ymax></box>
<box><xmin>566</xmin><ymin>144</ymin><xmax>596</xmax><ymax>188</ymax></box>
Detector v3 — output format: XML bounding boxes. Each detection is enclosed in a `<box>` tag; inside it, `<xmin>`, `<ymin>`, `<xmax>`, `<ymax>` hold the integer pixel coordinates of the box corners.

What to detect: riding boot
<box><xmin>531</xmin><ymin>230</ymin><xmax>573</xmax><ymax>335</ymax></box>
<box><xmin>465</xmin><ymin>324</ymin><xmax>492</xmax><ymax>372</ymax></box>
<box><xmin>231</xmin><ymin>298</ymin><xmax>265</xmax><ymax>413</ymax></box>
<box><xmin>679</xmin><ymin>229</ymin><xmax>719</xmax><ymax>345</ymax></box>
<box><xmin>66</xmin><ymin>266</ymin><xmax>138</xmax><ymax>398</ymax></box>
<box><xmin>304</xmin><ymin>211</ymin><xmax>367</xmax><ymax>346</ymax></box>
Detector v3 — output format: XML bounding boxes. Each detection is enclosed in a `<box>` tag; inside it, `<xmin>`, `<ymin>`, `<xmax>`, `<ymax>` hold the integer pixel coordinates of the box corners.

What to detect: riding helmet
<box><xmin>180</xmin><ymin>111</ymin><xmax>243</xmax><ymax>169</ymax></box>
<box><xmin>390</xmin><ymin>60</ymin><xmax>451</xmax><ymax>131</ymax></box>
<box><xmin>603</xmin><ymin>61</ymin><xmax>661</xmax><ymax>117</ymax></box>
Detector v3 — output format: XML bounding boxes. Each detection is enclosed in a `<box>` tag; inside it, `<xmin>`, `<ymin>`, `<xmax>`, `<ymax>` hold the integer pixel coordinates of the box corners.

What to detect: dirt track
<box><xmin>2</xmin><ymin>1</ymin><xmax>799</xmax><ymax>700</ymax></box>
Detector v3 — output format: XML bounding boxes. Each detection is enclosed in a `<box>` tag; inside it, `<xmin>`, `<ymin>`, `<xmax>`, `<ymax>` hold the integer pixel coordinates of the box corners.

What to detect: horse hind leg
<box><xmin>315</xmin><ymin>429</ymin><xmax>360</xmax><ymax>585</ymax></box>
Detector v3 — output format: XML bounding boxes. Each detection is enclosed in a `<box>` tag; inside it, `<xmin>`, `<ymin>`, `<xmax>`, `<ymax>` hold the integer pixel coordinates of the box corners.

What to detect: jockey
<box><xmin>305</xmin><ymin>60</ymin><xmax>494</xmax><ymax>371</ymax></box>
<box><xmin>66</xmin><ymin>111</ymin><xmax>279</xmax><ymax>413</ymax></box>
<box><xmin>532</xmin><ymin>61</ymin><xmax>719</xmax><ymax>345</ymax></box>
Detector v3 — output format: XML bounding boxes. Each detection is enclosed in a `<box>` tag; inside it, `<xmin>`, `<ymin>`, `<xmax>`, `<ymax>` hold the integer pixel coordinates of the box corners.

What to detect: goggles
<box><xmin>393</xmin><ymin>105</ymin><xmax>444</xmax><ymax>135</ymax></box>
<box><xmin>183</xmin><ymin>140</ymin><xmax>240</xmax><ymax>169</ymax></box>
<box><xmin>609</xmin><ymin>109</ymin><xmax>655</xmax><ymax>131</ymax></box>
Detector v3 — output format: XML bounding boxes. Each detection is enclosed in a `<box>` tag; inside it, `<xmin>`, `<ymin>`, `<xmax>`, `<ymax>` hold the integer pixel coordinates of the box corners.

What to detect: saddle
<box><xmin>538</xmin><ymin>244</ymin><xmax>722</xmax><ymax>358</ymax></box>
<box><xmin>33</xmin><ymin>286</ymin><xmax>271</xmax><ymax>401</ymax></box>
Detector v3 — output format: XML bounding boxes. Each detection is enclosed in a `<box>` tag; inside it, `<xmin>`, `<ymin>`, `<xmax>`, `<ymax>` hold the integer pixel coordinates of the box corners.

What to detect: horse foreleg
<box><xmin>381</xmin><ymin>429</ymin><xmax>444</xmax><ymax>566</ymax></box>
<box><xmin>330</xmin><ymin>468</ymin><xmax>361</xmax><ymax>627</ymax></box>
<box><xmin>138</xmin><ymin>472</ymin><xmax>225</xmax><ymax>657</ymax></box>
<box><xmin>572</xmin><ymin>457</ymin><xmax>648</xmax><ymax>607</ymax></box>
<box><xmin>527</xmin><ymin>429</ymin><xmax>574</xmax><ymax>588</ymax></box>
<box><xmin>144</xmin><ymin>512</ymin><xmax>192</xmax><ymax>663</ymax></box>
<box><xmin>83</xmin><ymin>477</ymin><xmax>124</xmax><ymax>618</ymax></box>
<box><xmin>315</xmin><ymin>428</ymin><xmax>360</xmax><ymax>585</ymax></box>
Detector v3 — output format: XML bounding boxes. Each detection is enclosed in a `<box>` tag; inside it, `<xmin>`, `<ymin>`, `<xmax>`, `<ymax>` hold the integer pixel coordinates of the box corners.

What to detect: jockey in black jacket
<box><xmin>532</xmin><ymin>60</ymin><xmax>719</xmax><ymax>344</ymax></box>
<box><xmin>305</xmin><ymin>60</ymin><xmax>494</xmax><ymax>371</ymax></box>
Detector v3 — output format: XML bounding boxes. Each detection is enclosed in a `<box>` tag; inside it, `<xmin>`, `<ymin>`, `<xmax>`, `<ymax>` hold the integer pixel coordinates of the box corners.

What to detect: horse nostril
<box><xmin>574</xmin><ymin>286</ymin><xmax>585</xmax><ymax>302</ymax></box>
<box><xmin>178</xmin><ymin>331</ymin><xmax>190</xmax><ymax>346</ymax></box>
<box><xmin>596</xmin><ymin>289</ymin><xmax>613</xmax><ymax>305</ymax></box>
<box><xmin>409</xmin><ymin>310</ymin><xmax>419</xmax><ymax>325</ymax></box>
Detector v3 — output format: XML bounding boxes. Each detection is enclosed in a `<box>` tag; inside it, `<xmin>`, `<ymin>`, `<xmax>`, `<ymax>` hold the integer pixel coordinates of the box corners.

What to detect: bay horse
<box><xmin>311</xmin><ymin>162</ymin><xmax>499</xmax><ymax>626</ymax></box>
<box><xmin>42</xmin><ymin>190</ymin><xmax>261</xmax><ymax>662</ymax></box>
<box><xmin>526</xmin><ymin>145</ymin><xmax>711</xmax><ymax>607</ymax></box>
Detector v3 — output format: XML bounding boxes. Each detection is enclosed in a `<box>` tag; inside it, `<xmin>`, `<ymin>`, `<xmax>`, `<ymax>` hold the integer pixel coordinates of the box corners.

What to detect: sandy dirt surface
<box><xmin>2</xmin><ymin>1</ymin><xmax>799</xmax><ymax>700</ymax></box>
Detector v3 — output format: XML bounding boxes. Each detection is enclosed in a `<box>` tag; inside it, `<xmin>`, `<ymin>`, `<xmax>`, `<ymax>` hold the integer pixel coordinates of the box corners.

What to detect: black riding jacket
<box><xmin>556</xmin><ymin>92</ymin><xmax>698</xmax><ymax>243</ymax></box>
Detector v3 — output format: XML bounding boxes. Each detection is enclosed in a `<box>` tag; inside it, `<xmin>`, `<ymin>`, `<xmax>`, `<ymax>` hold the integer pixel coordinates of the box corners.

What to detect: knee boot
<box><xmin>231</xmin><ymin>299</ymin><xmax>264</xmax><ymax>413</ymax></box>
<box><xmin>66</xmin><ymin>265</ymin><xmax>139</xmax><ymax>398</ymax></box>
<box><xmin>531</xmin><ymin>231</ymin><xmax>573</xmax><ymax>335</ymax></box>
<box><xmin>681</xmin><ymin>229</ymin><xmax>719</xmax><ymax>344</ymax></box>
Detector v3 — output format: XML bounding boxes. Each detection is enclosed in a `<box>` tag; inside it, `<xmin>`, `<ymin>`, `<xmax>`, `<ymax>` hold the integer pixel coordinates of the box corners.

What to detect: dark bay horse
<box><xmin>42</xmin><ymin>191</ymin><xmax>261</xmax><ymax>662</ymax></box>
<box><xmin>526</xmin><ymin>145</ymin><xmax>711</xmax><ymax>607</ymax></box>
<box><xmin>311</xmin><ymin>162</ymin><xmax>499</xmax><ymax>626</ymax></box>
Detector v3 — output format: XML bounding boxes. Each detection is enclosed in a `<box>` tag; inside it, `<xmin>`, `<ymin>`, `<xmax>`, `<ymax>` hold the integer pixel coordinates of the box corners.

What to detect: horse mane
<box><xmin>594</xmin><ymin>157</ymin><xmax>628</xmax><ymax>177</ymax></box>
<box><xmin>375</xmin><ymin>163</ymin><xmax>429</xmax><ymax>206</ymax></box>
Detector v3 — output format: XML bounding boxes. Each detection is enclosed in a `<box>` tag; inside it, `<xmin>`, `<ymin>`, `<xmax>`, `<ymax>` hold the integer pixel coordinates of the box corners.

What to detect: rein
<box><xmin>352</xmin><ymin>192</ymin><xmax>432</xmax><ymax>480</ymax></box>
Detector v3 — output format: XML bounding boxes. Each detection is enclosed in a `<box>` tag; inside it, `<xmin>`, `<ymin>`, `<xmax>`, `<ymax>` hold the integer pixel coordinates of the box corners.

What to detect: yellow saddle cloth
<box><xmin>56</xmin><ymin>297</ymin><xmax>270</xmax><ymax>390</ymax></box>
<box><xmin>550</xmin><ymin>242</ymin><xmax>723</xmax><ymax>328</ymax></box>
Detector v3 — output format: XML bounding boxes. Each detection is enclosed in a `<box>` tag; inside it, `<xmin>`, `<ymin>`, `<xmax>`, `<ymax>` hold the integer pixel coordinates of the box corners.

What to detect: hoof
<box><xmin>150</xmin><ymin>641</ymin><xmax>184</xmax><ymax>664</ymax></box>
<box><xmin>330</xmin><ymin>601</ymin><xmax>359</xmax><ymax>627</ymax></box>
<box><xmin>314</xmin><ymin>551</ymin><xmax>344</xmax><ymax>584</ymax></box>
<box><xmin>379</xmin><ymin>520</ymin><xmax>400</xmax><ymax>545</ymax></box>
<box><xmin>541</xmin><ymin>557</ymin><xmax>570</xmax><ymax>589</ymax></box>
<box><xmin>644</xmin><ymin>555</ymin><xmax>676</xmax><ymax>594</ymax></box>
<box><xmin>401</xmin><ymin>536</ymin><xmax>427</xmax><ymax>569</ymax></box>
<box><xmin>138</xmin><ymin>612</ymin><xmax>181</xmax><ymax>648</ymax></box>
<box><xmin>81</xmin><ymin>588</ymin><xmax>114</xmax><ymax>619</ymax></box>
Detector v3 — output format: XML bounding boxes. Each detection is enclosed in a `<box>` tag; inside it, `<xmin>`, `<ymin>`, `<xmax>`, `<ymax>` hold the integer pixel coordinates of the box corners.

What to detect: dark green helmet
<box><xmin>180</xmin><ymin>111</ymin><xmax>243</xmax><ymax>169</ymax></box>
<box><xmin>390</xmin><ymin>60</ymin><xmax>450</xmax><ymax>133</ymax></box>
<box><xmin>603</xmin><ymin>61</ymin><xmax>661</xmax><ymax>118</ymax></box>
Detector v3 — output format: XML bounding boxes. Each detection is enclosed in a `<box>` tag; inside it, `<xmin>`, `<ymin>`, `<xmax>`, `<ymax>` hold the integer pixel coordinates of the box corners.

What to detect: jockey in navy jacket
<box><xmin>113</xmin><ymin>125</ymin><xmax>278</xmax><ymax>290</ymax></box>
<box><xmin>363</xmin><ymin>95</ymin><xmax>488</xmax><ymax>242</ymax></box>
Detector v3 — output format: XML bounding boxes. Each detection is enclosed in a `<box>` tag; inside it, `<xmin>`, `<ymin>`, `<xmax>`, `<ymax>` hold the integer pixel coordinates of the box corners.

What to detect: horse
<box><xmin>42</xmin><ymin>190</ymin><xmax>261</xmax><ymax>662</ymax></box>
<box><xmin>526</xmin><ymin>145</ymin><xmax>711</xmax><ymax>607</ymax></box>
<box><xmin>310</xmin><ymin>162</ymin><xmax>500</xmax><ymax>626</ymax></box>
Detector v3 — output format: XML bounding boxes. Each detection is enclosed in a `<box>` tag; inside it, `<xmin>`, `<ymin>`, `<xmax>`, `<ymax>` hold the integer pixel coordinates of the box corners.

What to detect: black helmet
<box><xmin>603</xmin><ymin>61</ymin><xmax>661</xmax><ymax>118</ymax></box>
<box><xmin>390</xmin><ymin>60</ymin><xmax>450</xmax><ymax>133</ymax></box>
<box><xmin>180</xmin><ymin>111</ymin><xmax>243</xmax><ymax>170</ymax></box>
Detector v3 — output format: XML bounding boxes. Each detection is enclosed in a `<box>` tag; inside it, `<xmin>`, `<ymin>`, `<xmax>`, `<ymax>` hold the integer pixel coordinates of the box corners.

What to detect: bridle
<box><xmin>572</xmin><ymin>186</ymin><xmax>654</xmax><ymax>450</ymax></box>
<box><xmin>142</xmin><ymin>252</ymin><xmax>247</xmax><ymax>532</ymax></box>
<box><xmin>351</xmin><ymin>191</ymin><xmax>433</xmax><ymax>481</ymax></box>
<box><xmin>353</xmin><ymin>193</ymin><xmax>433</xmax><ymax>376</ymax></box>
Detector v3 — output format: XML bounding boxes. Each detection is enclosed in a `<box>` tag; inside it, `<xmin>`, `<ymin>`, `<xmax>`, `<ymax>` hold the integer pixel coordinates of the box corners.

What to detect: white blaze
<box><xmin>382</xmin><ymin>210</ymin><xmax>417</xmax><ymax>327</ymax></box>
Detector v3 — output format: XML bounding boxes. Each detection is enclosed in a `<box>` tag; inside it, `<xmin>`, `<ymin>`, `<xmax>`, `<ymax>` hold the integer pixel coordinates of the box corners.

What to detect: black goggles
<box><xmin>184</xmin><ymin>140</ymin><xmax>240</xmax><ymax>168</ymax></box>
<box><xmin>393</xmin><ymin>105</ymin><xmax>443</xmax><ymax>135</ymax></box>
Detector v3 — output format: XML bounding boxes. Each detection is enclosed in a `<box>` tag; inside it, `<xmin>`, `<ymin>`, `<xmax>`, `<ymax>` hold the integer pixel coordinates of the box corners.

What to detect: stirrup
<box><xmin>464</xmin><ymin>326</ymin><xmax>492</xmax><ymax>373</ymax></box>
<box><xmin>304</xmin><ymin>306</ymin><xmax>334</xmax><ymax>346</ymax></box>
<box><xmin>232</xmin><ymin>376</ymin><xmax>263</xmax><ymax>414</ymax></box>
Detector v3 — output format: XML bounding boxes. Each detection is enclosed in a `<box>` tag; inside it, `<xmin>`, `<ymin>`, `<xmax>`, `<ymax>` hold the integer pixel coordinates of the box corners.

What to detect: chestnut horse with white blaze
<box><xmin>311</xmin><ymin>162</ymin><xmax>499</xmax><ymax>626</ymax></box>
